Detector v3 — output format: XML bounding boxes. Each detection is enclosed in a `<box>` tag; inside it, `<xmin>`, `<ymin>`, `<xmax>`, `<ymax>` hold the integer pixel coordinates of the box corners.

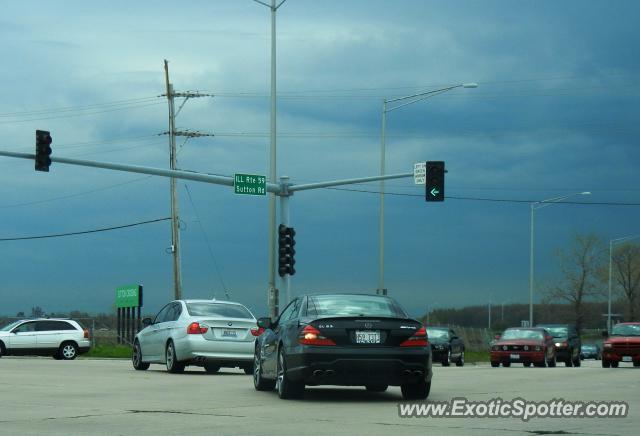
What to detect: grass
<box><xmin>464</xmin><ymin>351</ymin><xmax>490</xmax><ymax>363</ymax></box>
<box><xmin>82</xmin><ymin>344</ymin><xmax>132</xmax><ymax>359</ymax></box>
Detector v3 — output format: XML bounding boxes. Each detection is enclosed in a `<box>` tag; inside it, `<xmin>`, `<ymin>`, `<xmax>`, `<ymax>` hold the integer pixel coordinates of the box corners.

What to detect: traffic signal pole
<box><xmin>279</xmin><ymin>175</ymin><xmax>291</xmax><ymax>305</ymax></box>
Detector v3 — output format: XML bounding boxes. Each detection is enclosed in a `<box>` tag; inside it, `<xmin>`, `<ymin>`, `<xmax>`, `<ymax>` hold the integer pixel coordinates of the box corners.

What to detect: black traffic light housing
<box><xmin>425</xmin><ymin>161</ymin><xmax>445</xmax><ymax>202</ymax></box>
<box><xmin>278</xmin><ymin>224</ymin><xmax>296</xmax><ymax>277</ymax></box>
<box><xmin>35</xmin><ymin>129</ymin><xmax>52</xmax><ymax>172</ymax></box>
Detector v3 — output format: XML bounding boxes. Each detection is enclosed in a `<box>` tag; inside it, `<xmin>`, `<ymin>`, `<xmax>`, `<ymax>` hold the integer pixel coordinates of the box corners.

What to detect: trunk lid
<box><xmin>305</xmin><ymin>317</ymin><xmax>422</xmax><ymax>347</ymax></box>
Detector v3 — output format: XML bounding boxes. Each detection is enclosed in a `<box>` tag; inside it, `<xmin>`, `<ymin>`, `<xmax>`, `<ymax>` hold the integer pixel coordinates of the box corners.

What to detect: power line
<box><xmin>0</xmin><ymin>217</ymin><xmax>171</xmax><ymax>242</ymax></box>
<box><xmin>323</xmin><ymin>186</ymin><xmax>640</xmax><ymax>206</ymax></box>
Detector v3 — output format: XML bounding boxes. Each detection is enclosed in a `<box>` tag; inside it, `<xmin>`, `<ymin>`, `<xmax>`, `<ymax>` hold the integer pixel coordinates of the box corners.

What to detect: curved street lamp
<box><xmin>377</xmin><ymin>83</ymin><xmax>478</xmax><ymax>295</ymax></box>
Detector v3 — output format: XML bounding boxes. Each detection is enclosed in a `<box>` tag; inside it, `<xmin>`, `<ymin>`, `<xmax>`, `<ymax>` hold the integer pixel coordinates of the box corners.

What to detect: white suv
<box><xmin>0</xmin><ymin>319</ymin><xmax>91</xmax><ymax>360</ymax></box>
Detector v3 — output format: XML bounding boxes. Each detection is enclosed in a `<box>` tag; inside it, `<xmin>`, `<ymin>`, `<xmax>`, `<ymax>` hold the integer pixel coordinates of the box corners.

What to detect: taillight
<box><xmin>250</xmin><ymin>327</ymin><xmax>265</xmax><ymax>337</ymax></box>
<box><xmin>83</xmin><ymin>329</ymin><xmax>89</xmax><ymax>339</ymax></box>
<box><xmin>298</xmin><ymin>325</ymin><xmax>336</xmax><ymax>346</ymax></box>
<box><xmin>400</xmin><ymin>326</ymin><xmax>428</xmax><ymax>347</ymax></box>
<box><xmin>187</xmin><ymin>322</ymin><xmax>208</xmax><ymax>334</ymax></box>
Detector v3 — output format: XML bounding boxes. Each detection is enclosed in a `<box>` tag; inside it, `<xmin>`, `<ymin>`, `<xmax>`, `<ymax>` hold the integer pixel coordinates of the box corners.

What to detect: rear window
<box><xmin>541</xmin><ymin>327</ymin><xmax>568</xmax><ymax>338</ymax></box>
<box><xmin>426</xmin><ymin>328</ymin><xmax>448</xmax><ymax>339</ymax></box>
<box><xmin>307</xmin><ymin>295</ymin><xmax>407</xmax><ymax>318</ymax></box>
<box><xmin>186</xmin><ymin>303</ymin><xmax>253</xmax><ymax>319</ymax></box>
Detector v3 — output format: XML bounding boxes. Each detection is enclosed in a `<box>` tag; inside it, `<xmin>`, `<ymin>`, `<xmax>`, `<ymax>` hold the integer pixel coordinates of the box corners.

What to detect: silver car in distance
<box><xmin>132</xmin><ymin>299</ymin><xmax>262</xmax><ymax>374</ymax></box>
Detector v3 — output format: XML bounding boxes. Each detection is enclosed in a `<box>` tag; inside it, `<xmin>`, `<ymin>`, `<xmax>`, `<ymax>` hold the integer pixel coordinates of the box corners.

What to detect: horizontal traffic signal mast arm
<box><xmin>288</xmin><ymin>172</ymin><xmax>413</xmax><ymax>192</ymax></box>
<box><xmin>0</xmin><ymin>150</ymin><xmax>281</xmax><ymax>192</ymax></box>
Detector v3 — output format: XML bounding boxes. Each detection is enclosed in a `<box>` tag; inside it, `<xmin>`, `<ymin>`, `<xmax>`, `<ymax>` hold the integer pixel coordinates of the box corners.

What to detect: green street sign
<box><xmin>116</xmin><ymin>284</ymin><xmax>143</xmax><ymax>308</ymax></box>
<box><xmin>234</xmin><ymin>173</ymin><xmax>266</xmax><ymax>196</ymax></box>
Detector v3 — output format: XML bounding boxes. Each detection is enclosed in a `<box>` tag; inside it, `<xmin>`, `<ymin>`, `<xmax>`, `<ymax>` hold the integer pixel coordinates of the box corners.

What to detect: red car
<box><xmin>602</xmin><ymin>322</ymin><xmax>640</xmax><ymax>368</ymax></box>
<box><xmin>491</xmin><ymin>327</ymin><xmax>557</xmax><ymax>368</ymax></box>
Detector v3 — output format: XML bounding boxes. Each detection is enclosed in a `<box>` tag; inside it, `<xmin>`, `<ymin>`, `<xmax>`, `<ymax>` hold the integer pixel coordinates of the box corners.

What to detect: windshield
<box><xmin>186</xmin><ymin>303</ymin><xmax>253</xmax><ymax>319</ymax></box>
<box><xmin>0</xmin><ymin>320</ymin><xmax>23</xmax><ymax>331</ymax></box>
<box><xmin>307</xmin><ymin>295</ymin><xmax>407</xmax><ymax>318</ymax></box>
<box><xmin>581</xmin><ymin>345</ymin><xmax>596</xmax><ymax>350</ymax></box>
<box><xmin>541</xmin><ymin>327</ymin><xmax>568</xmax><ymax>338</ymax></box>
<box><xmin>611</xmin><ymin>324</ymin><xmax>640</xmax><ymax>336</ymax></box>
<box><xmin>501</xmin><ymin>329</ymin><xmax>544</xmax><ymax>340</ymax></box>
<box><xmin>426</xmin><ymin>328</ymin><xmax>448</xmax><ymax>339</ymax></box>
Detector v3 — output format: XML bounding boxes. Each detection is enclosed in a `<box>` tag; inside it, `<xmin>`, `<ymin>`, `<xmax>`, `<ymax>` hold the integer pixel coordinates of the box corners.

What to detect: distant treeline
<box><xmin>425</xmin><ymin>300</ymin><xmax>631</xmax><ymax>332</ymax></box>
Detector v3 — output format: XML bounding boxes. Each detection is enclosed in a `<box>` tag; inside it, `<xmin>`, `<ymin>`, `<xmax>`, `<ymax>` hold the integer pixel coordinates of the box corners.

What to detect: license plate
<box><xmin>222</xmin><ymin>329</ymin><xmax>237</xmax><ymax>338</ymax></box>
<box><xmin>355</xmin><ymin>330</ymin><xmax>380</xmax><ymax>344</ymax></box>
<box><xmin>622</xmin><ymin>356</ymin><xmax>632</xmax><ymax>362</ymax></box>
<box><xmin>510</xmin><ymin>354</ymin><xmax>520</xmax><ymax>360</ymax></box>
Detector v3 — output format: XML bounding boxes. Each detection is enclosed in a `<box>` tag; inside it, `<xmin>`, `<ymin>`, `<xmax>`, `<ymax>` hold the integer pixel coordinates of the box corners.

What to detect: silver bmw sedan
<box><xmin>132</xmin><ymin>299</ymin><xmax>262</xmax><ymax>374</ymax></box>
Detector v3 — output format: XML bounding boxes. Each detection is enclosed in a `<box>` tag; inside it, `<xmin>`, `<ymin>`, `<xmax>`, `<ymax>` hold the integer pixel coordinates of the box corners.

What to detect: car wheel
<box><xmin>547</xmin><ymin>353</ymin><xmax>556</xmax><ymax>368</ymax></box>
<box><xmin>0</xmin><ymin>341</ymin><xmax>5</xmax><ymax>358</ymax></box>
<box><xmin>523</xmin><ymin>362</ymin><xmax>531</xmax><ymax>367</ymax></box>
<box><xmin>572</xmin><ymin>354</ymin><xmax>581</xmax><ymax>367</ymax></box>
<box><xmin>602</xmin><ymin>359</ymin><xmax>611</xmax><ymax>368</ymax></box>
<box><xmin>253</xmin><ymin>346</ymin><xmax>276</xmax><ymax>391</ymax></box>
<box><xmin>564</xmin><ymin>358</ymin><xmax>572</xmax><ymax>367</ymax></box>
<box><xmin>243</xmin><ymin>364</ymin><xmax>254</xmax><ymax>375</ymax></box>
<box><xmin>165</xmin><ymin>341</ymin><xmax>185</xmax><ymax>373</ymax></box>
<box><xmin>490</xmin><ymin>362</ymin><xmax>499</xmax><ymax>368</ymax></box>
<box><xmin>633</xmin><ymin>361</ymin><xmax>640</xmax><ymax>367</ymax></box>
<box><xmin>365</xmin><ymin>384</ymin><xmax>388</xmax><ymax>392</ymax></box>
<box><xmin>502</xmin><ymin>362</ymin><xmax>511</xmax><ymax>368</ymax></box>
<box><xmin>204</xmin><ymin>363</ymin><xmax>220</xmax><ymax>373</ymax></box>
<box><xmin>611</xmin><ymin>361</ymin><xmax>619</xmax><ymax>368</ymax></box>
<box><xmin>132</xmin><ymin>340</ymin><xmax>150</xmax><ymax>371</ymax></box>
<box><xmin>401</xmin><ymin>380</ymin><xmax>431</xmax><ymax>400</ymax></box>
<box><xmin>59</xmin><ymin>342</ymin><xmax>78</xmax><ymax>360</ymax></box>
<box><xmin>456</xmin><ymin>350</ymin><xmax>465</xmax><ymax>367</ymax></box>
<box><xmin>442</xmin><ymin>349</ymin><xmax>451</xmax><ymax>367</ymax></box>
<box><xmin>534</xmin><ymin>360</ymin><xmax>546</xmax><ymax>368</ymax></box>
<box><xmin>276</xmin><ymin>347</ymin><xmax>304</xmax><ymax>399</ymax></box>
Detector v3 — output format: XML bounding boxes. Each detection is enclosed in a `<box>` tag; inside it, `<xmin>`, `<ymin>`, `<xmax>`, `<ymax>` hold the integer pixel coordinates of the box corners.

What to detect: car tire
<box><xmin>602</xmin><ymin>359</ymin><xmax>611</xmax><ymax>368</ymax></box>
<box><xmin>243</xmin><ymin>365</ymin><xmax>254</xmax><ymax>375</ymax></box>
<box><xmin>276</xmin><ymin>347</ymin><xmax>304</xmax><ymax>399</ymax></box>
<box><xmin>0</xmin><ymin>341</ymin><xmax>5</xmax><ymax>358</ymax></box>
<box><xmin>442</xmin><ymin>349</ymin><xmax>451</xmax><ymax>366</ymax></box>
<box><xmin>59</xmin><ymin>342</ymin><xmax>78</xmax><ymax>360</ymax></box>
<box><xmin>523</xmin><ymin>362</ymin><xmax>531</xmax><ymax>367</ymax></box>
<box><xmin>365</xmin><ymin>384</ymin><xmax>388</xmax><ymax>392</ymax></box>
<box><xmin>564</xmin><ymin>359</ymin><xmax>572</xmax><ymax>367</ymax></box>
<box><xmin>253</xmin><ymin>346</ymin><xmax>276</xmax><ymax>391</ymax></box>
<box><xmin>633</xmin><ymin>362</ymin><xmax>640</xmax><ymax>367</ymax></box>
<box><xmin>611</xmin><ymin>361</ymin><xmax>619</xmax><ymax>368</ymax></box>
<box><xmin>165</xmin><ymin>341</ymin><xmax>185</xmax><ymax>373</ymax></box>
<box><xmin>456</xmin><ymin>350</ymin><xmax>465</xmax><ymax>367</ymax></box>
<box><xmin>534</xmin><ymin>360</ymin><xmax>546</xmax><ymax>368</ymax></box>
<box><xmin>490</xmin><ymin>362</ymin><xmax>499</xmax><ymax>368</ymax></box>
<box><xmin>572</xmin><ymin>356</ymin><xmax>581</xmax><ymax>367</ymax></box>
<box><xmin>132</xmin><ymin>340</ymin><xmax>150</xmax><ymax>371</ymax></box>
<box><xmin>401</xmin><ymin>380</ymin><xmax>431</xmax><ymax>400</ymax></box>
<box><xmin>502</xmin><ymin>362</ymin><xmax>511</xmax><ymax>367</ymax></box>
<box><xmin>204</xmin><ymin>364</ymin><xmax>221</xmax><ymax>374</ymax></box>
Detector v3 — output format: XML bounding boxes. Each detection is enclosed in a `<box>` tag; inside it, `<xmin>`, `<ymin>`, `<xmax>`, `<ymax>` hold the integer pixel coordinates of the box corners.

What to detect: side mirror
<box><xmin>142</xmin><ymin>317</ymin><xmax>153</xmax><ymax>327</ymax></box>
<box><xmin>257</xmin><ymin>317</ymin><xmax>272</xmax><ymax>330</ymax></box>
<box><xmin>546</xmin><ymin>335</ymin><xmax>553</xmax><ymax>342</ymax></box>
<box><xmin>602</xmin><ymin>330</ymin><xmax>609</xmax><ymax>338</ymax></box>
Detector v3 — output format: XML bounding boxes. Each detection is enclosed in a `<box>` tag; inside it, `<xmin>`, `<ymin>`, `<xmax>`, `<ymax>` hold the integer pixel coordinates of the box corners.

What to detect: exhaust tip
<box><xmin>402</xmin><ymin>369</ymin><xmax>412</xmax><ymax>376</ymax></box>
<box><xmin>413</xmin><ymin>370</ymin><xmax>423</xmax><ymax>377</ymax></box>
<box><xmin>313</xmin><ymin>369</ymin><xmax>325</xmax><ymax>377</ymax></box>
<box><xmin>325</xmin><ymin>370</ymin><xmax>336</xmax><ymax>376</ymax></box>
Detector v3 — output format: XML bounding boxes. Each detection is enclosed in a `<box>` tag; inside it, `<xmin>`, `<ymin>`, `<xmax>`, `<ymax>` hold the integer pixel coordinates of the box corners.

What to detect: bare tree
<box><xmin>30</xmin><ymin>306</ymin><xmax>45</xmax><ymax>318</ymax></box>
<box><xmin>612</xmin><ymin>243</ymin><xmax>640</xmax><ymax>320</ymax></box>
<box><xmin>545</xmin><ymin>233</ymin><xmax>606</xmax><ymax>331</ymax></box>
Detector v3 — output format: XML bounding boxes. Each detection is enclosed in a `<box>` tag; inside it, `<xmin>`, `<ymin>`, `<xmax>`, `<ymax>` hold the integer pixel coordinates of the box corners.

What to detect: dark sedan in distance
<box><xmin>253</xmin><ymin>293</ymin><xmax>433</xmax><ymax>400</ymax></box>
<box><xmin>427</xmin><ymin>326</ymin><xmax>465</xmax><ymax>366</ymax></box>
<box><xmin>580</xmin><ymin>343</ymin><xmax>601</xmax><ymax>360</ymax></box>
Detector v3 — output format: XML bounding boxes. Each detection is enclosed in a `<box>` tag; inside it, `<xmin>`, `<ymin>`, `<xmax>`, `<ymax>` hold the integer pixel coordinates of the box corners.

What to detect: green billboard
<box><xmin>116</xmin><ymin>284</ymin><xmax>143</xmax><ymax>308</ymax></box>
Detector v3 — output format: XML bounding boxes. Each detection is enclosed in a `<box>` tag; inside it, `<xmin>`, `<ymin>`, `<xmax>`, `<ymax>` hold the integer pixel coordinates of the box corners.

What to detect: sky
<box><xmin>0</xmin><ymin>0</ymin><xmax>638</xmax><ymax>320</ymax></box>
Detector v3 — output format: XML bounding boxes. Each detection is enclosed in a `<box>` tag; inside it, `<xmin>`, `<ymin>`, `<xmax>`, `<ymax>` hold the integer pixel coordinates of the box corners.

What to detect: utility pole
<box><xmin>164</xmin><ymin>60</ymin><xmax>182</xmax><ymax>301</ymax></box>
<box><xmin>163</xmin><ymin>60</ymin><xmax>214</xmax><ymax>300</ymax></box>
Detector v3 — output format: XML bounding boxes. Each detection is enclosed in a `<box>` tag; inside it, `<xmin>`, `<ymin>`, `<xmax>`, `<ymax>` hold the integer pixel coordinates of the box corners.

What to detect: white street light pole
<box><xmin>608</xmin><ymin>234</ymin><xmax>640</xmax><ymax>331</ymax></box>
<box><xmin>253</xmin><ymin>0</ymin><xmax>288</xmax><ymax>319</ymax></box>
<box><xmin>377</xmin><ymin>83</ymin><xmax>478</xmax><ymax>295</ymax></box>
<box><xmin>529</xmin><ymin>191</ymin><xmax>591</xmax><ymax>326</ymax></box>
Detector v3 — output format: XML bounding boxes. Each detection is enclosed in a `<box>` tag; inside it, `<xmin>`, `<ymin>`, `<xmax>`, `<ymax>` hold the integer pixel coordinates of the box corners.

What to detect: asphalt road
<box><xmin>0</xmin><ymin>357</ymin><xmax>637</xmax><ymax>436</ymax></box>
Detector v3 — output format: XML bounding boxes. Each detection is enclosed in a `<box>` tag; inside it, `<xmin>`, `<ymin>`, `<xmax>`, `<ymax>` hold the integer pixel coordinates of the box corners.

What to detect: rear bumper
<box><xmin>491</xmin><ymin>350</ymin><xmax>545</xmax><ymax>364</ymax></box>
<box><xmin>284</xmin><ymin>346</ymin><xmax>432</xmax><ymax>386</ymax></box>
<box><xmin>175</xmin><ymin>335</ymin><xmax>255</xmax><ymax>364</ymax></box>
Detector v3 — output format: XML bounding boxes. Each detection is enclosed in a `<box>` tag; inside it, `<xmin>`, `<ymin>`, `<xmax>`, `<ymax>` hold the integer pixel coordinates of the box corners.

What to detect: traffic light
<box><xmin>35</xmin><ymin>129</ymin><xmax>52</xmax><ymax>172</ymax></box>
<box><xmin>278</xmin><ymin>224</ymin><xmax>296</xmax><ymax>277</ymax></box>
<box><xmin>425</xmin><ymin>161</ymin><xmax>445</xmax><ymax>202</ymax></box>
